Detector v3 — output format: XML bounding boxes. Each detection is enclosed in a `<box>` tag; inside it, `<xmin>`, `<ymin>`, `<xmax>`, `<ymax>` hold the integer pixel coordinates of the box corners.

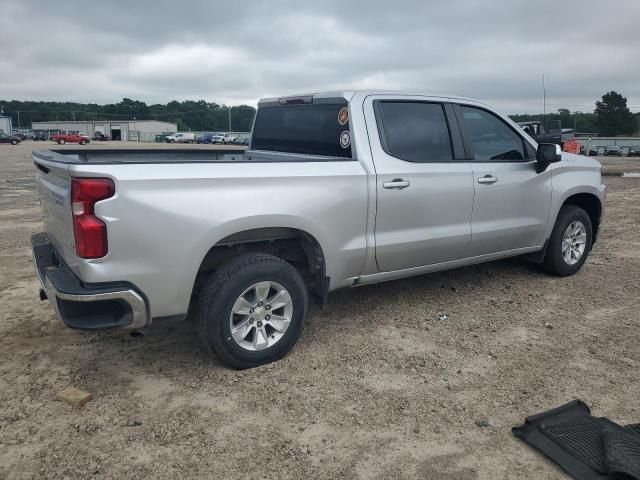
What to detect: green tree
<box><xmin>595</xmin><ymin>91</ymin><xmax>635</xmax><ymax>136</ymax></box>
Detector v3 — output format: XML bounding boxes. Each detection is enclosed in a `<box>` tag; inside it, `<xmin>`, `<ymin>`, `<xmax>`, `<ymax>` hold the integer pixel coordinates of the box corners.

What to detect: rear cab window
<box><xmin>252</xmin><ymin>101</ymin><xmax>352</xmax><ymax>158</ymax></box>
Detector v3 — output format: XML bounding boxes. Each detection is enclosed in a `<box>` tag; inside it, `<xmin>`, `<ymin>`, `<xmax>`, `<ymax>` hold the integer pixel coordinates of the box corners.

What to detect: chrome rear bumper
<box><xmin>31</xmin><ymin>233</ymin><xmax>149</xmax><ymax>330</ymax></box>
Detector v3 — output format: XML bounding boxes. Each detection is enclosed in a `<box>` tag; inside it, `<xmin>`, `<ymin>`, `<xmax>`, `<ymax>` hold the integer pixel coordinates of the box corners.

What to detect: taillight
<box><xmin>71</xmin><ymin>178</ymin><xmax>115</xmax><ymax>258</ymax></box>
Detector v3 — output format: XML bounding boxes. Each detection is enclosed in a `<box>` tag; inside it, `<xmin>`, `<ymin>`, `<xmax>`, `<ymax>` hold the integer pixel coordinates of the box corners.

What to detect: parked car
<box><xmin>51</xmin><ymin>133</ymin><xmax>90</xmax><ymax>145</ymax></box>
<box><xmin>604</xmin><ymin>146</ymin><xmax>623</xmax><ymax>156</ymax></box>
<box><xmin>195</xmin><ymin>132</ymin><xmax>214</xmax><ymax>144</ymax></box>
<box><xmin>211</xmin><ymin>132</ymin><xmax>237</xmax><ymax>144</ymax></box>
<box><xmin>33</xmin><ymin>132</ymin><xmax>49</xmax><ymax>141</ymax></box>
<box><xmin>165</xmin><ymin>132</ymin><xmax>195</xmax><ymax>143</ymax></box>
<box><xmin>13</xmin><ymin>133</ymin><xmax>27</xmax><ymax>141</ymax></box>
<box><xmin>210</xmin><ymin>133</ymin><xmax>225</xmax><ymax>144</ymax></box>
<box><xmin>517</xmin><ymin>120</ymin><xmax>563</xmax><ymax>145</ymax></box>
<box><xmin>588</xmin><ymin>145</ymin><xmax>600</xmax><ymax>156</ymax></box>
<box><xmin>93</xmin><ymin>132</ymin><xmax>109</xmax><ymax>141</ymax></box>
<box><xmin>223</xmin><ymin>133</ymin><xmax>237</xmax><ymax>144</ymax></box>
<box><xmin>31</xmin><ymin>90</ymin><xmax>605</xmax><ymax>369</ymax></box>
<box><xmin>233</xmin><ymin>137</ymin><xmax>250</xmax><ymax>146</ymax></box>
<box><xmin>627</xmin><ymin>145</ymin><xmax>640</xmax><ymax>157</ymax></box>
<box><xmin>0</xmin><ymin>133</ymin><xmax>21</xmax><ymax>145</ymax></box>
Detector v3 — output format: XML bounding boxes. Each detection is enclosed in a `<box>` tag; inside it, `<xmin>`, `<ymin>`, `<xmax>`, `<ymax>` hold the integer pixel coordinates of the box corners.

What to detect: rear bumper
<box><xmin>31</xmin><ymin>233</ymin><xmax>149</xmax><ymax>331</ymax></box>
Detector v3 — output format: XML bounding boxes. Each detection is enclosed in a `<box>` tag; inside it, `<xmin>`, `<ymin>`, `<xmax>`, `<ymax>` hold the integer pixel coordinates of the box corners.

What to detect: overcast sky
<box><xmin>1</xmin><ymin>0</ymin><xmax>639</xmax><ymax>113</ymax></box>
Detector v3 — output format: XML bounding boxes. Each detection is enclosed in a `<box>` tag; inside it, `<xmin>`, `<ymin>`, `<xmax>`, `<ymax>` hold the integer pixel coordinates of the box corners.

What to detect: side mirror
<box><xmin>535</xmin><ymin>143</ymin><xmax>562</xmax><ymax>173</ymax></box>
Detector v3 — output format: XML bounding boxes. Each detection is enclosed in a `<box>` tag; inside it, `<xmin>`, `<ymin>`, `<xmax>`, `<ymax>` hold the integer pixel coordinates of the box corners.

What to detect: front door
<box><xmin>456</xmin><ymin>105</ymin><xmax>552</xmax><ymax>257</ymax></box>
<box><xmin>365</xmin><ymin>97</ymin><xmax>475</xmax><ymax>272</ymax></box>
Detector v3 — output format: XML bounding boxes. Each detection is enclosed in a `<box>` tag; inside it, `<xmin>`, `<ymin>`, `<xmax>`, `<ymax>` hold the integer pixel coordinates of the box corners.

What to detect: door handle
<box><xmin>383</xmin><ymin>179</ymin><xmax>411</xmax><ymax>190</ymax></box>
<box><xmin>477</xmin><ymin>175</ymin><xmax>498</xmax><ymax>184</ymax></box>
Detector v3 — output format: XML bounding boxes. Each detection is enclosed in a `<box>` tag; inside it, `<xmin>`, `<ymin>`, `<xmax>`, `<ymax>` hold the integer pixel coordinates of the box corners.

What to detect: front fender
<box><xmin>545</xmin><ymin>157</ymin><xmax>605</xmax><ymax>240</ymax></box>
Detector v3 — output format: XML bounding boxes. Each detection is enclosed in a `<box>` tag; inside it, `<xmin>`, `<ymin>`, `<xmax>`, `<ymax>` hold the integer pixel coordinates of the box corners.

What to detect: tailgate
<box><xmin>33</xmin><ymin>155</ymin><xmax>77</xmax><ymax>264</ymax></box>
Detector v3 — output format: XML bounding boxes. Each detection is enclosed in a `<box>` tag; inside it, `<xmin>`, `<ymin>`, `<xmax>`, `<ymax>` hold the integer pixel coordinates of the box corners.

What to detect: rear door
<box><xmin>455</xmin><ymin>104</ymin><xmax>552</xmax><ymax>256</ymax></box>
<box><xmin>365</xmin><ymin>96</ymin><xmax>474</xmax><ymax>272</ymax></box>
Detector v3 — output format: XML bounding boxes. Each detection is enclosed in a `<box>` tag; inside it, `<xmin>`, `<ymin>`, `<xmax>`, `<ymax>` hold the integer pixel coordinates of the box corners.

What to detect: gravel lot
<box><xmin>1</xmin><ymin>141</ymin><xmax>639</xmax><ymax>479</ymax></box>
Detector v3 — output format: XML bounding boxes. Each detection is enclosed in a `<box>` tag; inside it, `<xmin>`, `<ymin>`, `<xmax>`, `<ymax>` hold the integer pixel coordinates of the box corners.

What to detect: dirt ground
<box><xmin>1</xmin><ymin>141</ymin><xmax>639</xmax><ymax>480</ymax></box>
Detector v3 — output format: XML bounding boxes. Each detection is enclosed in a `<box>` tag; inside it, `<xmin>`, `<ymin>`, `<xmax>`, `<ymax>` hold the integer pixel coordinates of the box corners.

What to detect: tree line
<box><xmin>0</xmin><ymin>98</ymin><xmax>257</xmax><ymax>132</ymax></box>
<box><xmin>1</xmin><ymin>91</ymin><xmax>638</xmax><ymax>136</ymax></box>
<box><xmin>510</xmin><ymin>91</ymin><xmax>639</xmax><ymax>136</ymax></box>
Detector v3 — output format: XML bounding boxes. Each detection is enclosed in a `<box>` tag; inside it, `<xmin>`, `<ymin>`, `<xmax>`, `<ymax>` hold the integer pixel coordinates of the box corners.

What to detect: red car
<box><xmin>51</xmin><ymin>133</ymin><xmax>91</xmax><ymax>145</ymax></box>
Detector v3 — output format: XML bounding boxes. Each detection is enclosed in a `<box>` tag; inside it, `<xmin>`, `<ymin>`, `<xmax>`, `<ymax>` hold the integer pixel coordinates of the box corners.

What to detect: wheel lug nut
<box><xmin>265</xmin><ymin>305</ymin><xmax>271</xmax><ymax>310</ymax></box>
<box><xmin>249</xmin><ymin>308</ymin><xmax>254</xmax><ymax>313</ymax></box>
<box><xmin>249</xmin><ymin>318</ymin><xmax>254</xmax><ymax>324</ymax></box>
<box><xmin>257</xmin><ymin>302</ymin><xmax>263</xmax><ymax>307</ymax></box>
<box><xmin>265</xmin><ymin>315</ymin><xmax>270</xmax><ymax>320</ymax></box>
<box><xmin>257</xmin><ymin>321</ymin><xmax>263</xmax><ymax>328</ymax></box>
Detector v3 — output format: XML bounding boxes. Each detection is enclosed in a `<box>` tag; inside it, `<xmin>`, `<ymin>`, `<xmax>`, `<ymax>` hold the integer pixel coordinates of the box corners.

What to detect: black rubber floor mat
<box><xmin>512</xmin><ymin>400</ymin><xmax>640</xmax><ymax>480</ymax></box>
<box><xmin>601</xmin><ymin>424</ymin><xmax>640</xmax><ymax>479</ymax></box>
<box><xmin>539</xmin><ymin>415</ymin><xmax>610</xmax><ymax>473</ymax></box>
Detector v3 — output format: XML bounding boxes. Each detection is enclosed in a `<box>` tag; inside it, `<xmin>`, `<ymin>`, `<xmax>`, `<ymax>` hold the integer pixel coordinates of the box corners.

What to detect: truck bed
<box><xmin>33</xmin><ymin>148</ymin><xmax>355</xmax><ymax>165</ymax></box>
<box><xmin>33</xmin><ymin>148</ymin><xmax>247</xmax><ymax>165</ymax></box>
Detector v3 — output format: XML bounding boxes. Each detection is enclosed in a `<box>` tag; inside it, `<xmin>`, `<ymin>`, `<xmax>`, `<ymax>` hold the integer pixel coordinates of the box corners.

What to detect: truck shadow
<box><xmin>88</xmin><ymin>256</ymin><xmax>546</xmax><ymax>369</ymax></box>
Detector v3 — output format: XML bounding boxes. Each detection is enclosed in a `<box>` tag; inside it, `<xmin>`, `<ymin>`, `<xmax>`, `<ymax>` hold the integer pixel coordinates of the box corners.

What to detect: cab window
<box><xmin>460</xmin><ymin>106</ymin><xmax>526</xmax><ymax>161</ymax></box>
<box><xmin>375</xmin><ymin>101</ymin><xmax>453</xmax><ymax>163</ymax></box>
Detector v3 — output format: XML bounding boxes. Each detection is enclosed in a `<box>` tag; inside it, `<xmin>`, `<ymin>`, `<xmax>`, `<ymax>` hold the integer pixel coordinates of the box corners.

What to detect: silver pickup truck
<box><xmin>32</xmin><ymin>91</ymin><xmax>605</xmax><ymax>368</ymax></box>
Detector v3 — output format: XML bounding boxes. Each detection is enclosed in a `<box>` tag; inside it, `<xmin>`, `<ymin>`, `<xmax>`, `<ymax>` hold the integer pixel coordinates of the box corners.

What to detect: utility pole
<box><xmin>573</xmin><ymin>111</ymin><xmax>578</xmax><ymax>134</ymax></box>
<box><xmin>542</xmin><ymin>74</ymin><xmax>547</xmax><ymax>128</ymax></box>
<box><xmin>17</xmin><ymin>111</ymin><xmax>20</xmax><ymax>129</ymax></box>
<box><xmin>228</xmin><ymin>106</ymin><xmax>232</xmax><ymax>132</ymax></box>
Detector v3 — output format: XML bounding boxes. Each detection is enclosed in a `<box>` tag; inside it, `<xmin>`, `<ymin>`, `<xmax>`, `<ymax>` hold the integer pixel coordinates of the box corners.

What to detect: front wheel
<box><xmin>540</xmin><ymin>205</ymin><xmax>593</xmax><ymax>276</ymax></box>
<box><xmin>57</xmin><ymin>139</ymin><xmax>65</xmax><ymax>145</ymax></box>
<box><xmin>195</xmin><ymin>253</ymin><xmax>308</xmax><ymax>369</ymax></box>
<box><xmin>11</xmin><ymin>140</ymin><xmax>17</xmax><ymax>145</ymax></box>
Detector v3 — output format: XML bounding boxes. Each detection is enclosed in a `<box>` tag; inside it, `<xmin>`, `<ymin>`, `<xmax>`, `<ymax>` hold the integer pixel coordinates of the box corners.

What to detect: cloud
<box><xmin>1</xmin><ymin>0</ymin><xmax>639</xmax><ymax>113</ymax></box>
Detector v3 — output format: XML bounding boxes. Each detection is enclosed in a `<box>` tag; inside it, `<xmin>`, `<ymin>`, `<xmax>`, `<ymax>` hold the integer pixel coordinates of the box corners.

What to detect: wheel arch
<box><xmin>561</xmin><ymin>192</ymin><xmax>603</xmax><ymax>245</ymax></box>
<box><xmin>530</xmin><ymin>189</ymin><xmax>603</xmax><ymax>264</ymax></box>
<box><xmin>193</xmin><ymin>227</ymin><xmax>329</xmax><ymax>306</ymax></box>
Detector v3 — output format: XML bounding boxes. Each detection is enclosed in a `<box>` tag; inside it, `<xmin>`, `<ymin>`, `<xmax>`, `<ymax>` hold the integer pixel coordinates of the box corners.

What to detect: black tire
<box><xmin>79</xmin><ymin>139</ymin><xmax>87</xmax><ymax>145</ymax></box>
<box><xmin>540</xmin><ymin>205</ymin><xmax>593</xmax><ymax>276</ymax></box>
<box><xmin>57</xmin><ymin>139</ymin><xmax>65</xmax><ymax>145</ymax></box>
<box><xmin>11</xmin><ymin>140</ymin><xmax>17</xmax><ymax>145</ymax></box>
<box><xmin>195</xmin><ymin>253</ymin><xmax>308</xmax><ymax>369</ymax></box>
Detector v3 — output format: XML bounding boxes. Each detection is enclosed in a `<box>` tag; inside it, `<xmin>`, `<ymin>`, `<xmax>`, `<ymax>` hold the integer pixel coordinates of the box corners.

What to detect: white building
<box><xmin>31</xmin><ymin>120</ymin><xmax>177</xmax><ymax>142</ymax></box>
<box><xmin>0</xmin><ymin>115</ymin><xmax>12</xmax><ymax>135</ymax></box>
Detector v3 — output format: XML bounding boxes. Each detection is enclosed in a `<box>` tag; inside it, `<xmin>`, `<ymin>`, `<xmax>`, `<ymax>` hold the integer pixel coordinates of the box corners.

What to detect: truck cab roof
<box><xmin>258</xmin><ymin>90</ymin><xmax>491</xmax><ymax>108</ymax></box>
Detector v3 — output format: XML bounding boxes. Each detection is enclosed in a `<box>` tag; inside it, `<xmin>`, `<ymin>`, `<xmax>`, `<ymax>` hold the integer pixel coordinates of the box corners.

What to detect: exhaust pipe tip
<box><xmin>130</xmin><ymin>330</ymin><xmax>145</xmax><ymax>338</ymax></box>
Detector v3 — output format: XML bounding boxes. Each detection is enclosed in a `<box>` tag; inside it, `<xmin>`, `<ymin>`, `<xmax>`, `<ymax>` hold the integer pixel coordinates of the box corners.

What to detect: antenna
<box><xmin>542</xmin><ymin>74</ymin><xmax>547</xmax><ymax>126</ymax></box>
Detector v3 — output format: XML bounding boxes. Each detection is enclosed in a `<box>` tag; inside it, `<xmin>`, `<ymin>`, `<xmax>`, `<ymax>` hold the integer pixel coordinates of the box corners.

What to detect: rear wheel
<box><xmin>57</xmin><ymin>139</ymin><xmax>65</xmax><ymax>145</ymax></box>
<box><xmin>11</xmin><ymin>140</ymin><xmax>17</xmax><ymax>145</ymax></box>
<box><xmin>540</xmin><ymin>205</ymin><xmax>592</xmax><ymax>276</ymax></box>
<box><xmin>79</xmin><ymin>139</ymin><xmax>87</xmax><ymax>145</ymax></box>
<box><xmin>195</xmin><ymin>253</ymin><xmax>308</xmax><ymax>369</ymax></box>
